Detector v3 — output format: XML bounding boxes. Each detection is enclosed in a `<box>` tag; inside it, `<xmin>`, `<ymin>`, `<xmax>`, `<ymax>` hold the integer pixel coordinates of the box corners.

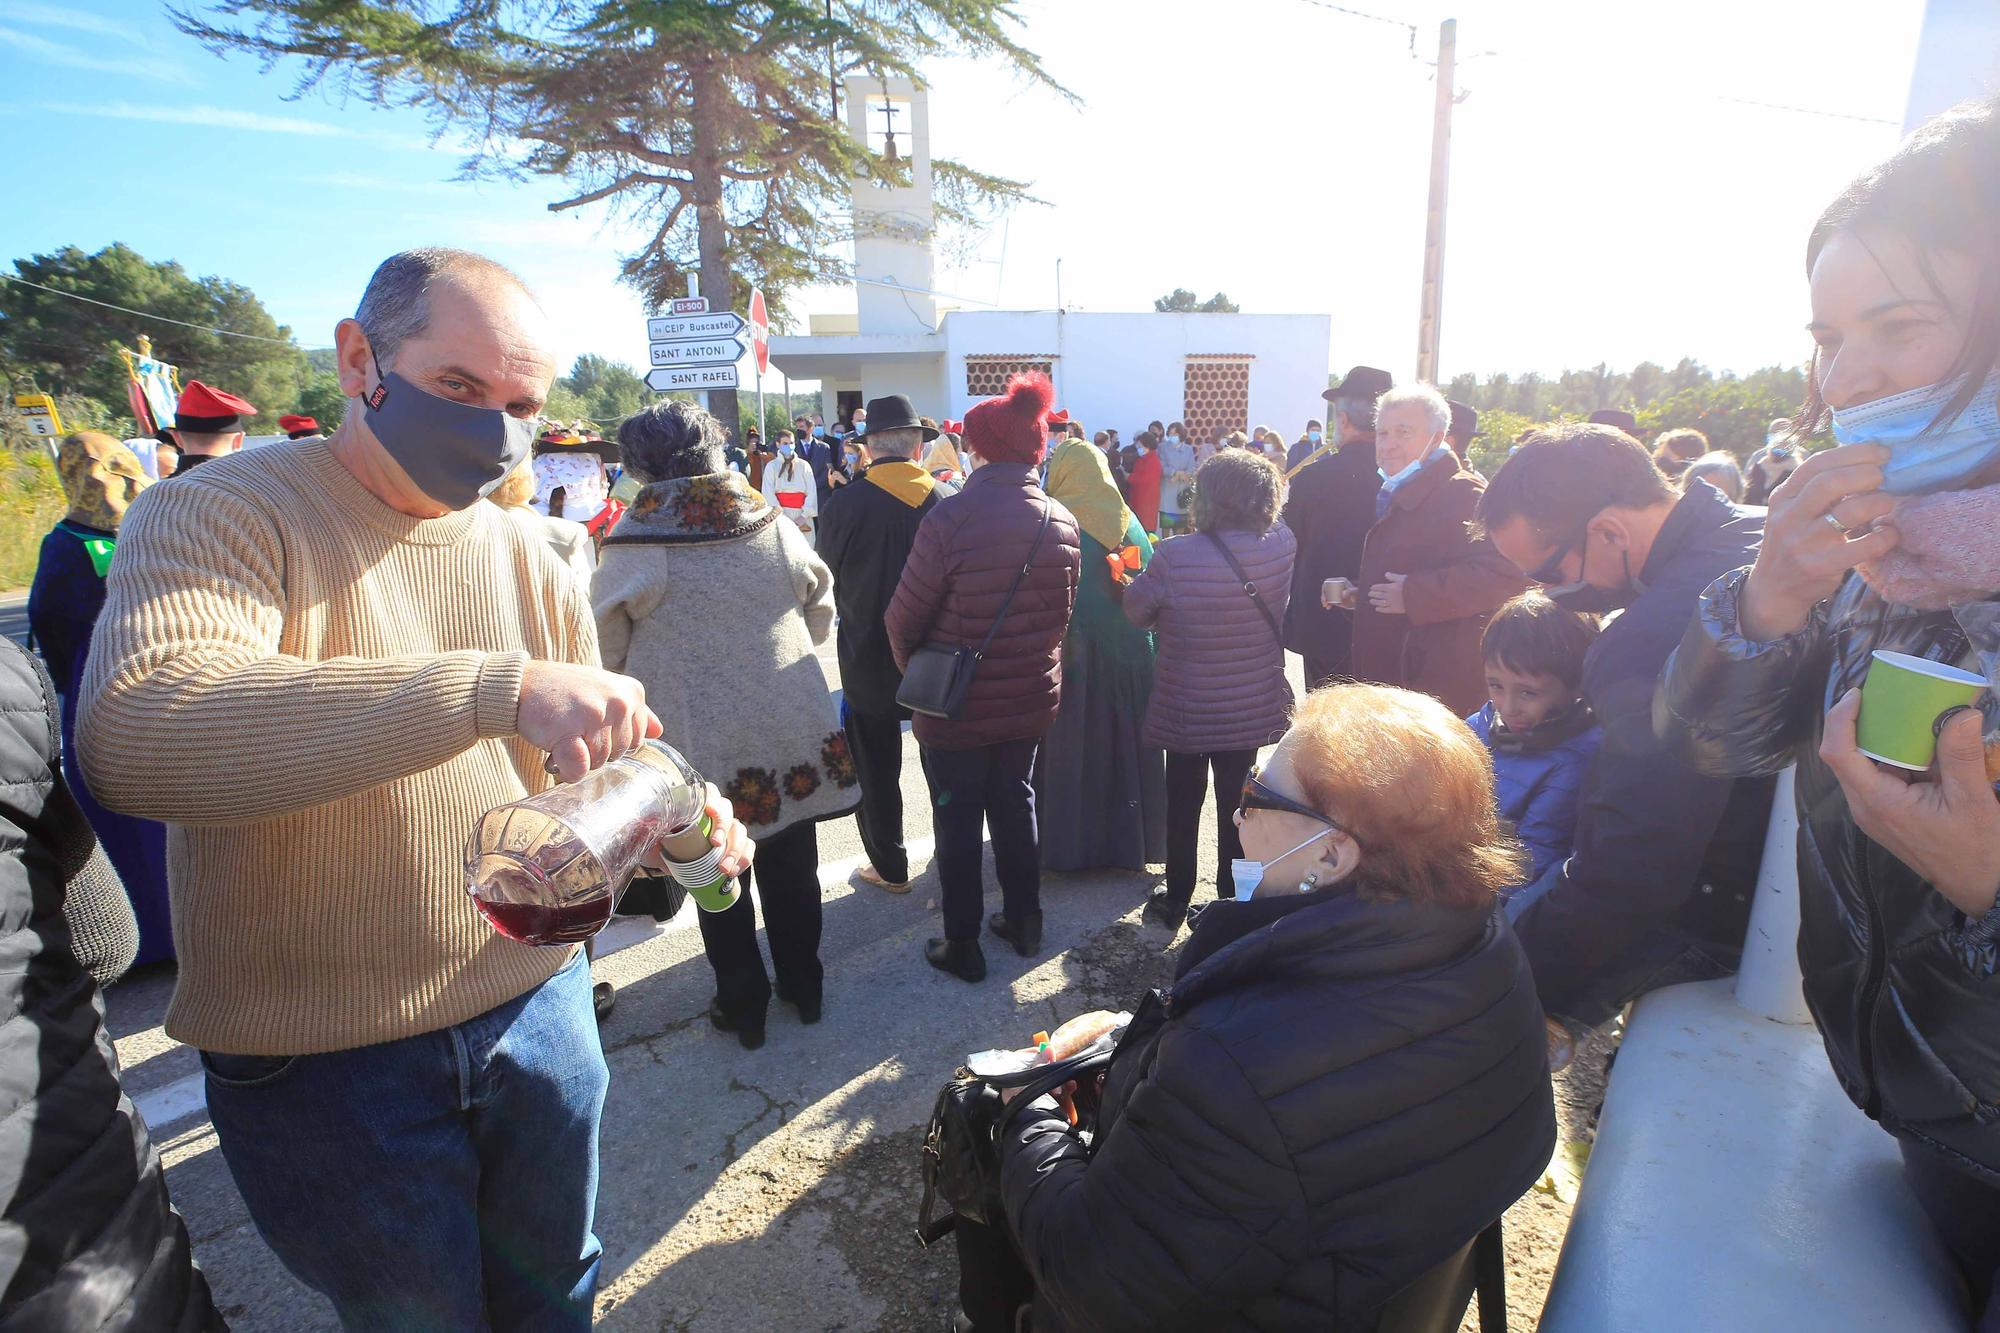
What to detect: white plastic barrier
<box><xmin>1539</xmin><ymin>768</ymin><xmax>1966</xmax><ymax>1332</ymax></box>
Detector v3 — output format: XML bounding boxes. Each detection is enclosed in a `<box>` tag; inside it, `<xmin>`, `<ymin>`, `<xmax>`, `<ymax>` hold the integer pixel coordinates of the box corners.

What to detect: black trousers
<box><xmin>921</xmin><ymin>738</ymin><xmax>1041</xmax><ymax>942</ymax></box>
<box><xmin>696</xmin><ymin>819</ymin><xmax>823</xmax><ymax>1023</ymax></box>
<box><xmin>1902</xmin><ymin>1141</ymin><xmax>2000</xmax><ymax>1329</ymax></box>
<box><xmin>1301</xmin><ymin>652</ymin><xmax>1348</xmax><ymax>692</ymax></box>
<box><xmin>847</xmin><ymin>707</ymin><xmax>909</xmax><ymax>884</ymax></box>
<box><xmin>1164</xmin><ymin>749</ymin><xmax>1256</xmax><ymax>912</ymax></box>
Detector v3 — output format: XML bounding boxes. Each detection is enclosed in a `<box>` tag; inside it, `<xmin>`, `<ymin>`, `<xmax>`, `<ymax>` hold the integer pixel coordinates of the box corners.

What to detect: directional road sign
<box><xmin>648</xmin><ymin>335</ymin><xmax>748</xmax><ymax>369</ymax></box>
<box><xmin>646</xmin><ymin>364</ymin><xmax>741</xmax><ymax>393</ymax></box>
<box><xmin>646</xmin><ymin>312</ymin><xmax>747</xmax><ymax>344</ymax></box>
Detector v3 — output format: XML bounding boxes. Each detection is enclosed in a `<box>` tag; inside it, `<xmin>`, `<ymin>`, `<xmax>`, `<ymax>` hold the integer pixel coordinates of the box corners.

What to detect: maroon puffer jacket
<box><xmin>1124</xmin><ymin>524</ymin><xmax>1297</xmax><ymax>753</ymax></box>
<box><xmin>886</xmin><ymin>463</ymin><xmax>1082</xmax><ymax>749</ymax></box>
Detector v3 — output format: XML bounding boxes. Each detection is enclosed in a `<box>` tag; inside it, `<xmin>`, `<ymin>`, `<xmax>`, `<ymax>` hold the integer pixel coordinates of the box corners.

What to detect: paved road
<box><xmin>0</xmin><ymin>594</ymin><xmax>27</xmax><ymax>650</ymax></box>
<box><xmin>108</xmin><ymin>652</ymin><xmax>1269</xmax><ymax>1329</ymax></box>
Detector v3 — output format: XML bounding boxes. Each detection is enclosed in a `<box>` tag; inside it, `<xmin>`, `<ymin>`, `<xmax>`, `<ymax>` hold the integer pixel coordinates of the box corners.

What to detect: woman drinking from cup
<box><xmin>1660</xmin><ymin>96</ymin><xmax>2000</xmax><ymax>1323</ymax></box>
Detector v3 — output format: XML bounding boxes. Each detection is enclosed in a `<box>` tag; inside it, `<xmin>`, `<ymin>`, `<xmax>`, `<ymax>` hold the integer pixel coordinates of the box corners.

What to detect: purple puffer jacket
<box><xmin>1124</xmin><ymin>524</ymin><xmax>1297</xmax><ymax>753</ymax></box>
<box><xmin>886</xmin><ymin>463</ymin><xmax>1082</xmax><ymax>750</ymax></box>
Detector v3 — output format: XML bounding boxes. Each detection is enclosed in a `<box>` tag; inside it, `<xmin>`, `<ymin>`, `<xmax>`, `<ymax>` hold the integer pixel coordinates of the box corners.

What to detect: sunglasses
<box><xmin>1529</xmin><ymin>520</ymin><xmax>1594</xmax><ymax>586</ymax></box>
<box><xmin>1238</xmin><ymin>769</ymin><xmax>1352</xmax><ymax>841</ymax></box>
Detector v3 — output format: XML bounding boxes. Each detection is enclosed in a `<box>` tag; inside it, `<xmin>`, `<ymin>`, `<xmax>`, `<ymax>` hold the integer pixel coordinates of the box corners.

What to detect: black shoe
<box><xmin>987</xmin><ymin>910</ymin><xmax>1042</xmax><ymax>957</ymax></box>
<box><xmin>707</xmin><ymin>998</ymin><xmax>767</xmax><ymax>1050</ymax></box>
<box><xmin>925</xmin><ymin>937</ymin><xmax>987</xmax><ymax>983</ymax></box>
<box><xmin>592</xmin><ymin>981</ymin><xmax>617</xmax><ymax>1023</ymax></box>
<box><xmin>774</xmin><ymin>980</ymin><xmax>823</xmax><ymax>1026</ymax></box>
<box><xmin>1141</xmin><ymin>889</ymin><xmax>1188</xmax><ymax>931</ymax></box>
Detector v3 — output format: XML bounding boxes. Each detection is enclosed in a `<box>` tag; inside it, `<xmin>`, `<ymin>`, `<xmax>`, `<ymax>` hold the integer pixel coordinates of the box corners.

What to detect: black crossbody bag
<box><xmin>897</xmin><ymin>502</ymin><xmax>1053</xmax><ymax>719</ymax></box>
<box><xmin>1202</xmin><ymin>530</ymin><xmax>1282</xmax><ymax>641</ymax></box>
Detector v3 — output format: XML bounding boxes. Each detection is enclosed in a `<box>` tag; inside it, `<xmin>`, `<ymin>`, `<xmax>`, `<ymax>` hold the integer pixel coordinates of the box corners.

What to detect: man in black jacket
<box><xmin>1479</xmin><ymin>423</ymin><xmax>1771</xmax><ymax>1031</ymax></box>
<box><xmin>816</xmin><ymin>395</ymin><xmax>942</xmax><ymax>891</ymax></box>
<box><xmin>1282</xmin><ymin>365</ymin><xmax>1391</xmax><ymax>687</ymax></box>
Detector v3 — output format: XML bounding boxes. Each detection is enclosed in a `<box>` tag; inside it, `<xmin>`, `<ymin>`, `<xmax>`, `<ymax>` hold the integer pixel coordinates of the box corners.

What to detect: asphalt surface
<box><xmin>106</xmin><ymin>647</ymin><xmax>1262</xmax><ymax>1330</ymax></box>
<box><xmin>0</xmin><ymin>594</ymin><xmax>27</xmax><ymax>650</ymax></box>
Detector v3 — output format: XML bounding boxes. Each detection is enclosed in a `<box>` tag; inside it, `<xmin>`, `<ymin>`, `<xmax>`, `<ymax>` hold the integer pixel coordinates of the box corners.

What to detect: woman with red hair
<box><xmin>886</xmin><ymin>374</ymin><xmax>1083</xmax><ymax>982</ymax></box>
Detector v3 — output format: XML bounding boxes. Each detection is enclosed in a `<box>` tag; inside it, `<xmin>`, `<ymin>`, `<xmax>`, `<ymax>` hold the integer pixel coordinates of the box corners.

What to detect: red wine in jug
<box><xmin>474</xmin><ymin>894</ymin><xmax>613</xmax><ymax>946</ymax></box>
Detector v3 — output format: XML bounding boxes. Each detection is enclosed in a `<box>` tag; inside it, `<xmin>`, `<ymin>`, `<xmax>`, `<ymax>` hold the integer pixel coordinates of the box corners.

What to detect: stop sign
<box><xmin>749</xmin><ymin>288</ymin><xmax>770</xmax><ymax>375</ymax></box>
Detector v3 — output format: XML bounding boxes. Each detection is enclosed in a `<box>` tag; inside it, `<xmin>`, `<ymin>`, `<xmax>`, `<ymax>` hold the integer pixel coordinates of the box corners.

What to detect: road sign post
<box><xmin>749</xmin><ymin>288</ymin><xmax>770</xmax><ymax>442</ymax></box>
<box><xmin>14</xmin><ymin>393</ymin><xmax>63</xmax><ymax>463</ymax></box>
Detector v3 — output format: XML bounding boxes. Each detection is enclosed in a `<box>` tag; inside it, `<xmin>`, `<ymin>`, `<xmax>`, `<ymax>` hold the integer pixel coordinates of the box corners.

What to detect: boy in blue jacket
<box><xmin>1465</xmin><ymin>591</ymin><xmax>1602</xmax><ymax>919</ymax></box>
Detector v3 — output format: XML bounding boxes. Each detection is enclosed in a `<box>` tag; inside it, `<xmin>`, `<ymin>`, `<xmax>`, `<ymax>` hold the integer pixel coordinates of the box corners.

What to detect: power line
<box><xmin>0</xmin><ymin>272</ymin><xmax>329</xmax><ymax>348</ymax></box>
<box><xmin>1285</xmin><ymin>0</ymin><xmax>1421</xmax><ymax>58</ymax></box>
<box><xmin>1716</xmin><ymin>95</ymin><xmax>1899</xmax><ymax>127</ymax></box>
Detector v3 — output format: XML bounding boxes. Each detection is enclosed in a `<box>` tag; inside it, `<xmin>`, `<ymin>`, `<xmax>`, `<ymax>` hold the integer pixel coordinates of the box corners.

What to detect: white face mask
<box><xmin>1230</xmin><ymin>827</ymin><xmax>1335</xmax><ymax>900</ymax></box>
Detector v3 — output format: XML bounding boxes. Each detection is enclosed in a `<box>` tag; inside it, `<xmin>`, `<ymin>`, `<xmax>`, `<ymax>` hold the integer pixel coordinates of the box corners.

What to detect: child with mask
<box><xmin>761</xmin><ymin>433</ymin><xmax>821</xmax><ymax>536</ymax></box>
<box><xmin>1464</xmin><ymin>591</ymin><xmax>1602</xmax><ymax>919</ymax></box>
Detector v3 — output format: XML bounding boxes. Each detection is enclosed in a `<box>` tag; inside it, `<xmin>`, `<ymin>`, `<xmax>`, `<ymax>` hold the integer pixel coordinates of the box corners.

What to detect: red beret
<box><xmin>278</xmin><ymin>413</ymin><xmax>321</xmax><ymax>434</ymax></box>
<box><xmin>1047</xmin><ymin>408</ymin><xmax>1071</xmax><ymax>428</ymax></box>
<box><xmin>174</xmin><ymin>380</ymin><xmax>257</xmax><ymax>432</ymax></box>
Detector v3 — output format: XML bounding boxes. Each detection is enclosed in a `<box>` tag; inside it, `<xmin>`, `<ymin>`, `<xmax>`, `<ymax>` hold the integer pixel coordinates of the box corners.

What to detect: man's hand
<box><xmin>518</xmin><ymin>661</ymin><xmax>663</xmax><ymax>783</ymax></box>
<box><xmin>1820</xmin><ymin>690</ymin><xmax>2000</xmax><ymax>917</ymax></box>
<box><xmin>1368</xmin><ymin>571</ymin><xmax>1409</xmax><ymax>616</ymax></box>
<box><xmin>1738</xmin><ymin>443</ymin><xmax>1899</xmax><ymax>640</ymax></box>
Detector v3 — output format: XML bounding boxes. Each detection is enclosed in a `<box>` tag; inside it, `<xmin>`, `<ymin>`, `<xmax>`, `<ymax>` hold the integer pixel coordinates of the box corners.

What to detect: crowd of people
<box><xmin>7</xmin><ymin>92</ymin><xmax>2000</xmax><ymax>1333</ymax></box>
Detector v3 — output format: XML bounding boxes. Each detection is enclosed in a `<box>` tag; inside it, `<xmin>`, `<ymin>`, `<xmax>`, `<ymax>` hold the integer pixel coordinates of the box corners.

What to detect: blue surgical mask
<box><xmin>844</xmin><ymin>448</ymin><xmax>860</xmax><ymax>466</ymax></box>
<box><xmin>1167</xmin><ymin>434</ymin><xmax>1182</xmax><ymax>445</ymax></box>
<box><xmin>778</xmin><ymin>443</ymin><xmax>796</xmax><ymax>459</ymax></box>
<box><xmin>853</xmin><ymin>420</ymin><xmax>866</xmax><ymax>435</ymax></box>
<box><xmin>813</xmin><ymin>426</ymin><xmax>826</xmax><ymax>439</ymax></box>
<box><xmin>1308</xmin><ymin>429</ymin><xmax>1323</xmax><ymax>443</ymax></box>
<box><xmin>1230</xmin><ymin>827</ymin><xmax>1335</xmax><ymax>900</ymax></box>
<box><xmin>1829</xmin><ymin>371</ymin><xmax>2000</xmax><ymax>496</ymax></box>
<box><xmin>1377</xmin><ymin>450</ymin><xmax>1429</xmax><ymax>488</ymax></box>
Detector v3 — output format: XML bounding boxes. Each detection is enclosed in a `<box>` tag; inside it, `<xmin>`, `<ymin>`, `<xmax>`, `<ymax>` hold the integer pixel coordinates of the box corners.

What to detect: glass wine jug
<box><xmin>465</xmin><ymin>740</ymin><xmax>739</xmax><ymax>946</ymax></box>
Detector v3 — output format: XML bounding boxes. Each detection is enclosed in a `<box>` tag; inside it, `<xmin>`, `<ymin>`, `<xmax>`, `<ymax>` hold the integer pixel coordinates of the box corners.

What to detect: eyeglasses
<box><xmin>1238</xmin><ymin>769</ymin><xmax>1352</xmax><ymax>841</ymax></box>
<box><xmin>1528</xmin><ymin>518</ymin><xmax>1596</xmax><ymax>586</ymax></box>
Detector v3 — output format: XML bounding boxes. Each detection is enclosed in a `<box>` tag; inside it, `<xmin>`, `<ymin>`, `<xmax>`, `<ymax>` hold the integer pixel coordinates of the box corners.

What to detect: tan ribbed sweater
<box><xmin>78</xmin><ymin>439</ymin><xmax>592</xmax><ymax>1055</ymax></box>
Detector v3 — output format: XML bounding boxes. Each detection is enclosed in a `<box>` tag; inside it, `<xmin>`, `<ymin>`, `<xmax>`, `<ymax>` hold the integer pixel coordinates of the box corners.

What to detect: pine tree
<box><xmin>172</xmin><ymin>0</ymin><xmax>1061</xmax><ymax>434</ymax></box>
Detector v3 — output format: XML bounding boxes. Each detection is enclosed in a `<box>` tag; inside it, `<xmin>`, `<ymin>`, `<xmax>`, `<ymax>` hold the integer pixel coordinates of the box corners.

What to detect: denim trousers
<box><xmin>201</xmin><ymin>949</ymin><xmax>609</xmax><ymax>1331</ymax></box>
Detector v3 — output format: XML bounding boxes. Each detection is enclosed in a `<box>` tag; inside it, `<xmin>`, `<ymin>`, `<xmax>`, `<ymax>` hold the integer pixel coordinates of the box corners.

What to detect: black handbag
<box><xmin>915</xmin><ymin>1047</ymin><xmax>1114</xmax><ymax>1248</ymax></box>
<box><xmin>897</xmin><ymin>502</ymin><xmax>1053</xmax><ymax>719</ymax></box>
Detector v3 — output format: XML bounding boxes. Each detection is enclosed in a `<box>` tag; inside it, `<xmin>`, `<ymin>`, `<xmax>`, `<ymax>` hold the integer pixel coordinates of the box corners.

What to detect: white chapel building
<box><xmin>770</xmin><ymin>77</ymin><xmax>1332</xmax><ymax>437</ymax></box>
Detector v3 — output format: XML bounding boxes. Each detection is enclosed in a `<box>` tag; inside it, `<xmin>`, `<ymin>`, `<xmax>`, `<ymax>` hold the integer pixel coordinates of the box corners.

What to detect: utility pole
<box><xmin>1414</xmin><ymin>18</ymin><xmax>1456</xmax><ymax>386</ymax></box>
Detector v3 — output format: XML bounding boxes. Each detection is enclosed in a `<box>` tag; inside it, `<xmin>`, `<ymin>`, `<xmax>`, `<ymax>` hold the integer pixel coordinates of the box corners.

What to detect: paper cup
<box><xmin>1855</xmin><ymin>651</ymin><xmax>1987</xmax><ymax>771</ymax></box>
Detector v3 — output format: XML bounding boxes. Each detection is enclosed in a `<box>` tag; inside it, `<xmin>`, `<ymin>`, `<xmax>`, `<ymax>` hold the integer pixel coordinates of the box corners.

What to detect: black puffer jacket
<box><xmin>1001</xmin><ymin>889</ymin><xmax>1556</xmax><ymax>1331</ymax></box>
<box><xmin>0</xmin><ymin>641</ymin><xmax>221</xmax><ymax>1329</ymax></box>
<box><xmin>1661</xmin><ymin>566</ymin><xmax>2000</xmax><ymax>1182</ymax></box>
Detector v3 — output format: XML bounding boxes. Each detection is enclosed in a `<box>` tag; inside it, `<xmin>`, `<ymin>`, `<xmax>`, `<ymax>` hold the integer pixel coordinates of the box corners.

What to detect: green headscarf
<box><xmin>1045</xmin><ymin>439</ymin><xmax>1134</xmax><ymax>551</ymax></box>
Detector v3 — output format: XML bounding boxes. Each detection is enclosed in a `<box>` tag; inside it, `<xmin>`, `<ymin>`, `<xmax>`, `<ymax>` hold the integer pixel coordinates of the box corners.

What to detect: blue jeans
<box><xmin>201</xmin><ymin>950</ymin><xmax>608</xmax><ymax>1331</ymax></box>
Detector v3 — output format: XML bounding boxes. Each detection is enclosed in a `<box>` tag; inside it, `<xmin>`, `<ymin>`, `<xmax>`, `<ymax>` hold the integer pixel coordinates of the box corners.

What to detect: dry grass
<box><xmin>2</xmin><ymin>448</ymin><xmax>66</xmax><ymax>591</ymax></box>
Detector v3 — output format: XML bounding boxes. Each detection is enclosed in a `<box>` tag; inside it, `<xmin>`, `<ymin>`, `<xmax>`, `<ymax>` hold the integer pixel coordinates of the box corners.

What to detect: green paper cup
<box><xmin>1855</xmin><ymin>650</ymin><xmax>1987</xmax><ymax>771</ymax></box>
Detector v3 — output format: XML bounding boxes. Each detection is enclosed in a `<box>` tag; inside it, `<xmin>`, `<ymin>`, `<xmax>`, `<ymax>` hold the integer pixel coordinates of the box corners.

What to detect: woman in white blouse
<box><xmin>760</xmin><ymin>437</ymin><xmax>821</xmax><ymax>537</ymax></box>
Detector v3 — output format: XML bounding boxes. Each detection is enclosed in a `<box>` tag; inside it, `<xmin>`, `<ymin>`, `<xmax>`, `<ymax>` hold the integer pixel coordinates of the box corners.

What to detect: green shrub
<box><xmin>1</xmin><ymin>448</ymin><xmax>66</xmax><ymax>591</ymax></box>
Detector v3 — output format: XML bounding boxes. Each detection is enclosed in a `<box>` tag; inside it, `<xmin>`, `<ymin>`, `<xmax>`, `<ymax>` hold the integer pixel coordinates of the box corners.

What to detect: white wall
<box><xmin>940</xmin><ymin>311</ymin><xmax>1332</xmax><ymax>438</ymax></box>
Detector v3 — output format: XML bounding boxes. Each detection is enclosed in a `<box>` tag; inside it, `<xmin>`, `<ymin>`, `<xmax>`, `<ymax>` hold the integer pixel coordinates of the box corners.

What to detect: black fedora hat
<box><xmin>1447</xmin><ymin>399</ymin><xmax>1481</xmax><ymax>440</ymax></box>
<box><xmin>1321</xmin><ymin>365</ymin><xmax>1394</xmax><ymax>404</ymax></box>
<box><xmin>864</xmin><ymin>394</ymin><xmax>940</xmax><ymax>441</ymax></box>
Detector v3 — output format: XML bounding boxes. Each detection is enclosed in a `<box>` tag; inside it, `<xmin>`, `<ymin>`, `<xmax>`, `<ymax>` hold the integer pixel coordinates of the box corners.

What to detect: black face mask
<box><xmin>1544</xmin><ymin>546</ymin><xmax>1641</xmax><ymax>615</ymax></box>
<box><xmin>365</xmin><ymin>349</ymin><xmax>536</xmax><ymax>510</ymax></box>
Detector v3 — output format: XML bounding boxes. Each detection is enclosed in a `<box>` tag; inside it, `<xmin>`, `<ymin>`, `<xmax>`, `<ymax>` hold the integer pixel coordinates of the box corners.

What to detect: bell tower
<box><xmin>846</xmin><ymin>75</ymin><xmax>937</xmax><ymax>334</ymax></box>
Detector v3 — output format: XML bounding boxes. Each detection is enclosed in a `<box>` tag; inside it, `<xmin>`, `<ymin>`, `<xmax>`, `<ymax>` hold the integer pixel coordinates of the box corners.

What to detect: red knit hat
<box><xmin>963</xmin><ymin>372</ymin><xmax>1054</xmax><ymax>465</ymax></box>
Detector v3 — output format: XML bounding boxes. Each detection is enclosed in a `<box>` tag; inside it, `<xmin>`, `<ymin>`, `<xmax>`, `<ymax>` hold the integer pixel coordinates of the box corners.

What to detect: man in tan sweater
<box><xmin>79</xmin><ymin>247</ymin><xmax>751</xmax><ymax>1331</ymax></box>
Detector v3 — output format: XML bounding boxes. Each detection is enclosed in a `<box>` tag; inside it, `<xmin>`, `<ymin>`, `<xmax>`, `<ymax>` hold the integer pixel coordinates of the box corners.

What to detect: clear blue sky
<box><xmin>0</xmin><ymin>0</ymin><xmax>1932</xmax><ymax>390</ymax></box>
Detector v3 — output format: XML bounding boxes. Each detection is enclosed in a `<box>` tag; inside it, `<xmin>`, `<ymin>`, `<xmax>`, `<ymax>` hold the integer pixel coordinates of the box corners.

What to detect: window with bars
<box><xmin>1183</xmin><ymin>356</ymin><xmax>1254</xmax><ymax>437</ymax></box>
<box><xmin>964</xmin><ymin>356</ymin><xmax>1056</xmax><ymax>397</ymax></box>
